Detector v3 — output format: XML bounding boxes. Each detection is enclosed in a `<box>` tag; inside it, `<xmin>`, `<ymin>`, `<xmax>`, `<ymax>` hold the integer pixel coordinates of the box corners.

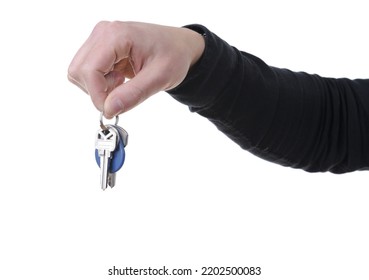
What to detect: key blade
<box><xmin>108</xmin><ymin>173</ymin><xmax>116</xmax><ymax>188</ymax></box>
<box><xmin>100</xmin><ymin>152</ymin><xmax>109</xmax><ymax>190</ymax></box>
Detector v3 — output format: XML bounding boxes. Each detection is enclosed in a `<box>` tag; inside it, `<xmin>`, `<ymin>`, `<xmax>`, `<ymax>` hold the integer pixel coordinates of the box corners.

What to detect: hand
<box><xmin>68</xmin><ymin>21</ymin><xmax>205</xmax><ymax>118</ymax></box>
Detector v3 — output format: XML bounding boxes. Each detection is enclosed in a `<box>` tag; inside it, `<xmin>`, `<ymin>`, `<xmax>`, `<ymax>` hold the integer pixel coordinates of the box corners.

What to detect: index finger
<box><xmin>68</xmin><ymin>21</ymin><xmax>131</xmax><ymax>110</ymax></box>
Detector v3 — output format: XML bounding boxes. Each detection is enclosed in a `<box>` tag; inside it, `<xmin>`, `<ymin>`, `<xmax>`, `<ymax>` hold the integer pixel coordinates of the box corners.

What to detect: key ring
<box><xmin>100</xmin><ymin>111</ymin><xmax>119</xmax><ymax>130</ymax></box>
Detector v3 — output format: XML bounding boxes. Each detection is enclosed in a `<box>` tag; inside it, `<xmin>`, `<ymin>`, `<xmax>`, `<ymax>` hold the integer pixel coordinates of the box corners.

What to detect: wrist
<box><xmin>181</xmin><ymin>27</ymin><xmax>205</xmax><ymax>67</ymax></box>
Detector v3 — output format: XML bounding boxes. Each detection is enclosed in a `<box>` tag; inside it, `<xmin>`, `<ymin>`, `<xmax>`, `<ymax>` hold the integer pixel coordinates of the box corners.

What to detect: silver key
<box><xmin>95</xmin><ymin>128</ymin><xmax>118</xmax><ymax>190</ymax></box>
<box><xmin>112</xmin><ymin>125</ymin><xmax>129</xmax><ymax>147</ymax></box>
<box><xmin>108</xmin><ymin>173</ymin><xmax>116</xmax><ymax>188</ymax></box>
<box><xmin>106</xmin><ymin>125</ymin><xmax>128</xmax><ymax>188</ymax></box>
<box><xmin>105</xmin><ymin>125</ymin><xmax>120</xmax><ymax>188</ymax></box>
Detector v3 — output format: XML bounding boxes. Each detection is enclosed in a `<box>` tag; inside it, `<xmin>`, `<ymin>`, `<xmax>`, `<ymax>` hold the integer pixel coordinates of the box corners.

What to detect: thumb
<box><xmin>103</xmin><ymin>63</ymin><xmax>177</xmax><ymax>118</ymax></box>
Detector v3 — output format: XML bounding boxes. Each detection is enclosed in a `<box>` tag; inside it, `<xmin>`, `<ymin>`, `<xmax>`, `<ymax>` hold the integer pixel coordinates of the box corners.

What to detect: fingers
<box><xmin>105</xmin><ymin>71</ymin><xmax>125</xmax><ymax>92</ymax></box>
<box><xmin>68</xmin><ymin>21</ymin><xmax>174</xmax><ymax>117</ymax></box>
<box><xmin>104</xmin><ymin>61</ymin><xmax>169</xmax><ymax>118</ymax></box>
<box><xmin>68</xmin><ymin>21</ymin><xmax>205</xmax><ymax>118</ymax></box>
<box><xmin>68</xmin><ymin>21</ymin><xmax>131</xmax><ymax>111</ymax></box>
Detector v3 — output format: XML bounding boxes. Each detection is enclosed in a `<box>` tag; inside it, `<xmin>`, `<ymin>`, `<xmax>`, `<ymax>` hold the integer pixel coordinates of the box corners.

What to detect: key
<box><xmin>111</xmin><ymin>125</ymin><xmax>128</xmax><ymax>147</ymax></box>
<box><xmin>106</xmin><ymin>125</ymin><xmax>127</xmax><ymax>188</ymax></box>
<box><xmin>95</xmin><ymin>125</ymin><xmax>126</xmax><ymax>188</ymax></box>
<box><xmin>95</xmin><ymin>113</ymin><xmax>129</xmax><ymax>190</ymax></box>
<box><xmin>106</xmin><ymin>125</ymin><xmax>123</xmax><ymax>188</ymax></box>
<box><xmin>95</xmin><ymin>128</ymin><xmax>118</xmax><ymax>190</ymax></box>
<box><xmin>107</xmin><ymin>173</ymin><xmax>116</xmax><ymax>188</ymax></box>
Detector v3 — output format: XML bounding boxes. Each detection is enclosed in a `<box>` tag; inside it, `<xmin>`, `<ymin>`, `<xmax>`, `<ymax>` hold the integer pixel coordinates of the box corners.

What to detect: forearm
<box><xmin>168</xmin><ymin>24</ymin><xmax>369</xmax><ymax>173</ymax></box>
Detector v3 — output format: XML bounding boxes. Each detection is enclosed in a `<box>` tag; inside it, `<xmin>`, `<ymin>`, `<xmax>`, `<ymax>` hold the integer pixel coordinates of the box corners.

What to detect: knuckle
<box><xmin>93</xmin><ymin>21</ymin><xmax>132</xmax><ymax>49</ymax></box>
<box><xmin>67</xmin><ymin>65</ymin><xmax>80</xmax><ymax>84</ymax></box>
<box><xmin>94</xmin><ymin>20</ymin><xmax>110</xmax><ymax>31</ymax></box>
<box><xmin>95</xmin><ymin>20</ymin><xmax>123</xmax><ymax>34</ymax></box>
<box><xmin>68</xmin><ymin>61</ymin><xmax>89</xmax><ymax>82</ymax></box>
<box><xmin>67</xmin><ymin>64</ymin><xmax>78</xmax><ymax>78</ymax></box>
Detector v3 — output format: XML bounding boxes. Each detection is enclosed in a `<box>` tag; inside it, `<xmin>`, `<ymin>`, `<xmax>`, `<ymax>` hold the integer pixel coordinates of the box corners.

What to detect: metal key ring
<box><xmin>100</xmin><ymin>111</ymin><xmax>119</xmax><ymax>130</ymax></box>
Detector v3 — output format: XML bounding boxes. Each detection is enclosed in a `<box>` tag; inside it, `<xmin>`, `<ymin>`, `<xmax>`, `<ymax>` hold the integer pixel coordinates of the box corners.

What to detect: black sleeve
<box><xmin>167</xmin><ymin>24</ymin><xmax>369</xmax><ymax>173</ymax></box>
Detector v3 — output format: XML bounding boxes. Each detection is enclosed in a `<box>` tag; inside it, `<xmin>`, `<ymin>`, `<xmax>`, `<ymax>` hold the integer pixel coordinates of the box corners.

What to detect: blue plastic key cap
<box><xmin>95</xmin><ymin>126</ymin><xmax>126</xmax><ymax>173</ymax></box>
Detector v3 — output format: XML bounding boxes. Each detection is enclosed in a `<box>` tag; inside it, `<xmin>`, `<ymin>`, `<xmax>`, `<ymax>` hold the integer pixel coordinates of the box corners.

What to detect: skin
<box><xmin>68</xmin><ymin>21</ymin><xmax>205</xmax><ymax>119</ymax></box>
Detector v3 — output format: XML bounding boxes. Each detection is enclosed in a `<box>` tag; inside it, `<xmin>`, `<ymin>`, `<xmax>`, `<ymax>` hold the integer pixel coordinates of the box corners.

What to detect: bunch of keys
<box><xmin>95</xmin><ymin>112</ymin><xmax>128</xmax><ymax>190</ymax></box>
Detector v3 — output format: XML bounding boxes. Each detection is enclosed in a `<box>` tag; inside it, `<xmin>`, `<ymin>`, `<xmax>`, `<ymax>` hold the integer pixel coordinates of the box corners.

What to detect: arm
<box><xmin>68</xmin><ymin>21</ymin><xmax>369</xmax><ymax>173</ymax></box>
<box><xmin>168</xmin><ymin>25</ymin><xmax>369</xmax><ymax>173</ymax></box>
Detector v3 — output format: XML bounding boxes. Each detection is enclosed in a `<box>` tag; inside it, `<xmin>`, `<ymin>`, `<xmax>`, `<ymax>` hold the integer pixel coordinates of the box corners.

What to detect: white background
<box><xmin>0</xmin><ymin>0</ymin><xmax>368</xmax><ymax>279</ymax></box>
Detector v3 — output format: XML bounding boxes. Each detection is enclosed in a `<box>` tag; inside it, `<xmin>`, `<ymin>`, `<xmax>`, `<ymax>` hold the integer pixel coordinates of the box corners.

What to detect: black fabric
<box><xmin>167</xmin><ymin>24</ymin><xmax>369</xmax><ymax>173</ymax></box>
